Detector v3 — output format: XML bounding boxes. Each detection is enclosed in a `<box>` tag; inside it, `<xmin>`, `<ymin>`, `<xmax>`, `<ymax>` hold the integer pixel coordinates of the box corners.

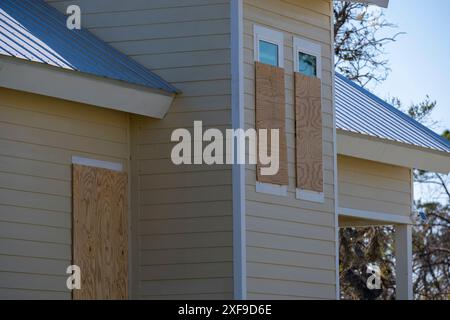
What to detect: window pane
<box><xmin>259</xmin><ymin>40</ymin><xmax>279</xmax><ymax>66</ymax></box>
<box><xmin>299</xmin><ymin>52</ymin><xmax>317</xmax><ymax>77</ymax></box>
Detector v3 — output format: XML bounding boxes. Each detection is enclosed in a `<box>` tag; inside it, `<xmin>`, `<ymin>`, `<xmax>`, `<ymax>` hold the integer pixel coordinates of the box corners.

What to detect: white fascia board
<box><xmin>344</xmin><ymin>0</ymin><xmax>389</xmax><ymax>8</ymax></box>
<box><xmin>0</xmin><ymin>55</ymin><xmax>175</xmax><ymax>119</ymax></box>
<box><xmin>339</xmin><ymin>207</ymin><xmax>414</xmax><ymax>226</ymax></box>
<box><xmin>337</xmin><ymin>130</ymin><xmax>450</xmax><ymax>174</ymax></box>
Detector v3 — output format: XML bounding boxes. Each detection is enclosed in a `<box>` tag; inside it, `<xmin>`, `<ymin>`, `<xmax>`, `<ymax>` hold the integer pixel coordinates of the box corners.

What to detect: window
<box><xmin>254</xmin><ymin>25</ymin><xmax>284</xmax><ymax>67</ymax></box>
<box><xmin>293</xmin><ymin>37</ymin><xmax>324</xmax><ymax>203</ymax></box>
<box><xmin>253</xmin><ymin>25</ymin><xmax>287</xmax><ymax>196</ymax></box>
<box><xmin>259</xmin><ymin>40</ymin><xmax>279</xmax><ymax>66</ymax></box>
<box><xmin>293</xmin><ymin>38</ymin><xmax>322</xmax><ymax>79</ymax></box>
<box><xmin>299</xmin><ymin>52</ymin><xmax>317</xmax><ymax>77</ymax></box>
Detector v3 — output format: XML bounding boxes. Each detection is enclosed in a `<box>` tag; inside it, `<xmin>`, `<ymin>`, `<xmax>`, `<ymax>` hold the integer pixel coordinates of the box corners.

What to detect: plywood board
<box><xmin>72</xmin><ymin>164</ymin><xmax>128</xmax><ymax>300</ymax></box>
<box><xmin>295</xmin><ymin>73</ymin><xmax>323</xmax><ymax>193</ymax></box>
<box><xmin>255</xmin><ymin>62</ymin><xmax>288</xmax><ymax>186</ymax></box>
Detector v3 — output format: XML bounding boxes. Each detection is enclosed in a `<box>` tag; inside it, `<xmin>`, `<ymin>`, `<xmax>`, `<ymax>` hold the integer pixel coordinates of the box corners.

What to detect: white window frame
<box><xmin>254</xmin><ymin>25</ymin><xmax>284</xmax><ymax>68</ymax></box>
<box><xmin>293</xmin><ymin>37</ymin><xmax>324</xmax><ymax>203</ymax></box>
<box><xmin>253</xmin><ymin>25</ymin><xmax>287</xmax><ymax>196</ymax></box>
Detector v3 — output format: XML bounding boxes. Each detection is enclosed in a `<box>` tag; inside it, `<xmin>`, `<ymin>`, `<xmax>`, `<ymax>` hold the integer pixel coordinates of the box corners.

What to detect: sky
<box><xmin>366</xmin><ymin>0</ymin><xmax>450</xmax><ymax>135</ymax></box>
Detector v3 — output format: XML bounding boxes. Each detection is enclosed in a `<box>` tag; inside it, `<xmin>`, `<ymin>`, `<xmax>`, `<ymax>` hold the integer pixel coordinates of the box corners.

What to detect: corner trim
<box><xmin>231</xmin><ymin>0</ymin><xmax>246</xmax><ymax>300</ymax></box>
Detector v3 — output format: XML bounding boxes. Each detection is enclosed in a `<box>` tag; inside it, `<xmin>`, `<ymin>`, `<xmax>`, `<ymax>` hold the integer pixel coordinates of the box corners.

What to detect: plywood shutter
<box><xmin>255</xmin><ymin>61</ymin><xmax>288</xmax><ymax>185</ymax></box>
<box><xmin>294</xmin><ymin>73</ymin><xmax>323</xmax><ymax>193</ymax></box>
<box><xmin>72</xmin><ymin>164</ymin><xmax>128</xmax><ymax>300</ymax></box>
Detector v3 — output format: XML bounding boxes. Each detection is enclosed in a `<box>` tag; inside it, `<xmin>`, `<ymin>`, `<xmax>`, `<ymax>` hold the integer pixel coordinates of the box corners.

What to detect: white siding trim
<box><xmin>293</xmin><ymin>37</ymin><xmax>322</xmax><ymax>79</ymax></box>
<box><xmin>394</xmin><ymin>224</ymin><xmax>413</xmax><ymax>300</ymax></box>
<box><xmin>340</xmin><ymin>207</ymin><xmax>414</xmax><ymax>225</ymax></box>
<box><xmin>231</xmin><ymin>0</ymin><xmax>246</xmax><ymax>300</ymax></box>
<box><xmin>253</xmin><ymin>24</ymin><xmax>284</xmax><ymax>67</ymax></box>
<box><xmin>256</xmin><ymin>182</ymin><xmax>288</xmax><ymax>197</ymax></box>
<box><xmin>72</xmin><ymin>156</ymin><xmax>123</xmax><ymax>172</ymax></box>
<box><xmin>330</xmin><ymin>1</ymin><xmax>340</xmax><ymax>299</ymax></box>
<box><xmin>296</xmin><ymin>189</ymin><xmax>324</xmax><ymax>203</ymax></box>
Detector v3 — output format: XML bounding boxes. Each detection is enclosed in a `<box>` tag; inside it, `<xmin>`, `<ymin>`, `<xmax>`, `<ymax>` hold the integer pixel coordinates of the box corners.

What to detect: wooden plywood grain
<box><xmin>295</xmin><ymin>73</ymin><xmax>323</xmax><ymax>193</ymax></box>
<box><xmin>255</xmin><ymin>62</ymin><xmax>288</xmax><ymax>186</ymax></box>
<box><xmin>72</xmin><ymin>164</ymin><xmax>128</xmax><ymax>300</ymax></box>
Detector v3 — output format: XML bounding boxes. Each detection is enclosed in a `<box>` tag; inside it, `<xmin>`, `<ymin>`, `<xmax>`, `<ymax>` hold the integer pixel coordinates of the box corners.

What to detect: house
<box><xmin>0</xmin><ymin>0</ymin><xmax>448</xmax><ymax>300</ymax></box>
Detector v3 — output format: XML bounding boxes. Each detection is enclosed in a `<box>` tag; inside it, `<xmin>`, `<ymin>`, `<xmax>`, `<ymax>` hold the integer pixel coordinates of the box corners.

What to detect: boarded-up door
<box><xmin>72</xmin><ymin>164</ymin><xmax>128</xmax><ymax>300</ymax></box>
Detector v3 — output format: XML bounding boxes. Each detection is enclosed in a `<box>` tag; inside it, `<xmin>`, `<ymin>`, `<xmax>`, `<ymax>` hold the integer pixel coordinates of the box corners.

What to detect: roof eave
<box><xmin>345</xmin><ymin>0</ymin><xmax>389</xmax><ymax>8</ymax></box>
<box><xmin>0</xmin><ymin>55</ymin><xmax>175</xmax><ymax>119</ymax></box>
<box><xmin>337</xmin><ymin>129</ymin><xmax>450</xmax><ymax>174</ymax></box>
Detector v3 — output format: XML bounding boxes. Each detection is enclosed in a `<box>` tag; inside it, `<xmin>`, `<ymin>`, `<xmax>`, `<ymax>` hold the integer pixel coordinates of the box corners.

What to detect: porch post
<box><xmin>394</xmin><ymin>224</ymin><xmax>413</xmax><ymax>300</ymax></box>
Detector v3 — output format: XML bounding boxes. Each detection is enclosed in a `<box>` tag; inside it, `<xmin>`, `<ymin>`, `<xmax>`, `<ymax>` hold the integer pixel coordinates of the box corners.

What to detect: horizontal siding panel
<box><xmin>91</xmin><ymin>19</ymin><xmax>230</xmax><ymax>42</ymax></box>
<box><xmin>82</xmin><ymin>3</ymin><xmax>230</xmax><ymax>28</ymax></box>
<box><xmin>0</xmin><ymin>238</ymin><xmax>70</xmax><ymax>260</ymax></box>
<box><xmin>141</xmin><ymin>247</ymin><xmax>232</xmax><ymax>265</ymax></box>
<box><xmin>0</xmin><ymin>221</ymin><xmax>70</xmax><ymax>245</ymax></box>
<box><xmin>0</xmin><ymin>123</ymin><xmax>128</xmax><ymax>158</ymax></box>
<box><xmin>248</xmin><ymin>262</ymin><xmax>335</xmax><ymax>285</ymax></box>
<box><xmin>0</xmin><ymin>205</ymin><xmax>70</xmax><ymax>229</ymax></box>
<box><xmin>140</xmin><ymin>262</ymin><xmax>232</xmax><ymax>280</ymax></box>
<box><xmin>47</xmin><ymin>0</ymin><xmax>228</xmax><ymax>15</ymax></box>
<box><xmin>139</xmin><ymin>216</ymin><xmax>232</xmax><ymax>235</ymax></box>
<box><xmin>340</xmin><ymin>195</ymin><xmax>410</xmax><ymax>216</ymax></box>
<box><xmin>0</xmin><ymin>255</ymin><xmax>68</xmax><ymax>276</ymax></box>
<box><xmin>0</xmin><ymin>188</ymin><xmax>70</xmax><ymax>213</ymax></box>
<box><xmin>0</xmin><ymin>104</ymin><xmax>127</xmax><ymax>144</ymax></box>
<box><xmin>247</xmin><ymin>277</ymin><xmax>335</xmax><ymax>299</ymax></box>
<box><xmin>0</xmin><ymin>287</ymin><xmax>70</xmax><ymax>300</ymax></box>
<box><xmin>247</xmin><ymin>231</ymin><xmax>335</xmax><ymax>256</ymax></box>
<box><xmin>140</xmin><ymin>232</ymin><xmax>232</xmax><ymax>250</ymax></box>
<box><xmin>140</xmin><ymin>201</ymin><xmax>232</xmax><ymax>220</ymax></box>
<box><xmin>140</xmin><ymin>278</ymin><xmax>232</xmax><ymax>296</ymax></box>
<box><xmin>247</xmin><ymin>216</ymin><xmax>334</xmax><ymax>242</ymax></box>
<box><xmin>0</xmin><ymin>272</ymin><xmax>68</xmax><ymax>292</ymax></box>
<box><xmin>248</xmin><ymin>246</ymin><xmax>335</xmax><ymax>270</ymax></box>
<box><xmin>0</xmin><ymin>172</ymin><xmax>70</xmax><ymax>197</ymax></box>
<box><xmin>140</xmin><ymin>185</ymin><xmax>231</xmax><ymax>205</ymax></box>
<box><xmin>0</xmin><ymin>88</ymin><xmax>128</xmax><ymax>127</ymax></box>
<box><xmin>141</xmin><ymin>292</ymin><xmax>232</xmax><ymax>300</ymax></box>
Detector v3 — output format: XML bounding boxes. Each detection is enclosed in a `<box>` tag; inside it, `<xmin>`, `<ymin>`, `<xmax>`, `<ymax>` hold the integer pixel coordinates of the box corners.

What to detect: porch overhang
<box><xmin>0</xmin><ymin>55</ymin><xmax>175</xmax><ymax>119</ymax></box>
<box><xmin>337</xmin><ymin>130</ymin><xmax>450</xmax><ymax>174</ymax></box>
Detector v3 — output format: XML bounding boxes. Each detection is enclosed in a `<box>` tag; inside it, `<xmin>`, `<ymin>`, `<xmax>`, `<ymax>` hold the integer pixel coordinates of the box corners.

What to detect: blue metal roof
<box><xmin>0</xmin><ymin>0</ymin><xmax>179</xmax><ymax>94</ymax></box>
<box><xmin>336</xmin><ymin>73</ymin><xmax>450</xmax><ymax>154</ymax></box>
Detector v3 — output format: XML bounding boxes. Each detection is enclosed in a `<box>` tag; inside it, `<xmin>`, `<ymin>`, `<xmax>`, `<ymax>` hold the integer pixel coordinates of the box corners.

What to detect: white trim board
<box><xmin>256</xmin><ymin>182</ymin><xmax>288</xmax><ymax>197</ymax></box>
<box><xmin>339</xmin><ymin>207</ymin><xmax>414</xmax><ymax>226</ymax></box>
<box><xmin>72</xmin><ymin>156</ymin><xmax>123</xmax><ymax>172</ymax></box>
<box><xmin>0</xmin><ymin>55</ymin><xmax>175</xmax><ymax>119</ymax></box>
<box><xmin>337</xmin><ymin>130</ymin><xmax>450</xmax><ymax>174</ymax></box>
<box><xmin>296</xmin><ymin>189</ymin><xmax>324</xmax><ymax>203</ymax></box>
<box><xmin>231</xmin><ymin>0</ymin><xmax>246</xmax><ymax>300</ymax></box>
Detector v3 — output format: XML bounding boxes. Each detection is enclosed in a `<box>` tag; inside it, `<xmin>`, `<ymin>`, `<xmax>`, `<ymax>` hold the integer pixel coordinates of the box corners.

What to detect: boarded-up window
<box><xmin>255</xmin><ymin>61</ymin><xmax>288</xmax><ymax>186</ymax></box>
<box><xmin>294</xmin><ymin>73</ymin><xmax>323</xmax><ymax>193</ymax></box>
<box><xmin>72</xmin><ymin>164</ymin><xmax>128</xmax><ymax>300</ymax></box>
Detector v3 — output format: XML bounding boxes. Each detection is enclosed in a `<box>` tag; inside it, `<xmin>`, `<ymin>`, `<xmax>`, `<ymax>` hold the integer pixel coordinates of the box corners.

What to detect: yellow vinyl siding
<box><xmin>244</xmin><ymin>0</ymin><xmax>336</xmax><ymax>299</ymax></box>
<box><xmin>0</xmin><ymin>87</ymin><xmax>130</xmax><ymax>299</ymax></box>
<box><xmin>338</xmin><ymin>155</ymin><xmax>412</xmax><ymax>217</ymax></box>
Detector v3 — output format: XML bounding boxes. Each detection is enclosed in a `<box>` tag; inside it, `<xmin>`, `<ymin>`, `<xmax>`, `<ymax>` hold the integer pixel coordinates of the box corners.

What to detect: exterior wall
<box><xmin>338</xmin><ymin>155</ymin><xmax>412</xmax><ymax>217</ymax></box>
<box><xmin>46</xmin><ymin>0</ymin><xmax>233</xmax><ymax>299</ymax></box>
<box><xmin>243</xmin><ymin>0</ymin><xmax>337</xmax><ymax>299</ymax></box>
<box><xmin>0</xmin><ymin>87</ymin><xmax>130</xmax><ymax>299</ymax></box>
